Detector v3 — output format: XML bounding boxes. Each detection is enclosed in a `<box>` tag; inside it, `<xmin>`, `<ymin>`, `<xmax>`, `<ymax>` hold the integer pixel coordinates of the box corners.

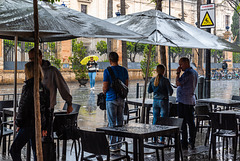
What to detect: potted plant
<box><xmin>140</xmin><ymin>45</ymin><xmax>157</xmax><ymax>81</ymax></box>
<box><xmin>69</xmin><ymin>39</ymin><xmax>89</xmax><ymax>86</ymax></box>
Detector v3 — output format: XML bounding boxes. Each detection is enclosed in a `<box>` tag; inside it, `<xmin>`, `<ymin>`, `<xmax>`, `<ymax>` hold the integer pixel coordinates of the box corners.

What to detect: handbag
<box><xmin>107</xmin><ymin>67</ymin><xmax>128</xmax><ymax>99</ymax></box>
<box><xmin>97</xmin><ymin>92</ymin><xmax>106</xmax><ymax>110</ymax></box>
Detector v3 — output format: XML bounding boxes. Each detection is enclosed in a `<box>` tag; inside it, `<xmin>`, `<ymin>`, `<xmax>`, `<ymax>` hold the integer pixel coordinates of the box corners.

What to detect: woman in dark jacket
<box><xmin>10</xmin><ymin>62</ymin><xmax>50</xmax><ymax>161</ymax></box>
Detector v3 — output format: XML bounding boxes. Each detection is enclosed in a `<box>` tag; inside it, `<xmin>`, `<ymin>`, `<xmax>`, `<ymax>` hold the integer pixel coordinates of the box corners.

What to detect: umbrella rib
<box><xmin>148</xmin><ymin>29</ymin><xmax>179</xmax><ymax>47</ymax></box>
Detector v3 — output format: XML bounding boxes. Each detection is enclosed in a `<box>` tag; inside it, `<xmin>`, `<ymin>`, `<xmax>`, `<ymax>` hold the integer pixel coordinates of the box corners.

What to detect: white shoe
<box><xmin>92</xmin><ymin>87</ymin><xmax>95</xmax><ymax>90</ymax></box>
<box><xmin>90</xmin><ymin>87</ymin><xmax>93</xmax><ymax>90</ymax></box>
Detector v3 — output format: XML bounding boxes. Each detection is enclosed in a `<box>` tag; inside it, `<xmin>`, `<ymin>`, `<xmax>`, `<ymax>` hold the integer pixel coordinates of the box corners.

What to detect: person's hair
<box><xmin>29</xmin><ymin>48</ymin><xmax>42</xmax><ymax>56</ymax></box>
<box><xmin>180</xmin><ymin>57</ymin><xmax>190</xmax><ymax>64</ymax></box>
<box><xmin>25</xmin><ymin>62</ymin><xmax>43</xmax><ymax>80</ymax></box>
<box><xmin>109</xmin><ymin>52</ymin><xmax>119</xmax><ymax>63</ymax></box>
<box><xmin>154</xmin><ymin>64</ymin><xmax>166</xmax><ymax>86</ymax></box>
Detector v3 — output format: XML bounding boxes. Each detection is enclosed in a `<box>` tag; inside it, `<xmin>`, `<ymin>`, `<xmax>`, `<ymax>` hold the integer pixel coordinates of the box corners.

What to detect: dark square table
<box><xmin>96</xmin><ymin>122</ymin><xmax>180</xmax><ymax>161</ymax></box>
<box><xmin>197</xmin><ymin>98</ymin><xmax>240</xmax><ymax>111</ymax></box>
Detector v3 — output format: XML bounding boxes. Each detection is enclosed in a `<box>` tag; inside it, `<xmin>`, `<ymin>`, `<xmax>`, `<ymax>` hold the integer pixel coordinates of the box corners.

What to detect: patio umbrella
<box><xmin>0</xmin><ymin>0</ymin><xmax>144</xmax><ymax>154</ymax></box>
<box><xmin>0</xmin><ymin>0</ymin><xmax>143</xmax><ymax>42</ymax></box>
<box><xmin>106</xmin><ymin>9</ymin><xmax>240</xmax><ymax>123</ymax></box>
<box><xmin>106</xmin><ymin>9</ymin><xmax>240</xmax><ymax>51</ymax></box>
<box><xmin>80</xmin><ymin>55</ymin><xmax>99</xmax><ymax>65</ymax></box>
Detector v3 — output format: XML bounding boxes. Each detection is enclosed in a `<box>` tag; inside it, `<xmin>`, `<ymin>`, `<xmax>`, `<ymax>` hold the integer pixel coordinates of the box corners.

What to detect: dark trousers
<box><xmin>10</xmin><ymin>127</ymin><xmax>36</xmax><ymax>161</ymax></box>
<box><xmin>178</xmin><ymin>103</ymin><xmax>196</xmax><ymax>147</ymax></box>
<box><xmin>47</xmin><ymin>108</ymin><xmax>54</xmax><ymax>140</ymax></box>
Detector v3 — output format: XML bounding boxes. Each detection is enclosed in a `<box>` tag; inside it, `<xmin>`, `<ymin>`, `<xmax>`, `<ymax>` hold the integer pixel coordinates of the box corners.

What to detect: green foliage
<box><xmin>140</xmin><ymin>45</ymin><xmax>157</xmax><ymax>78</ymax></box>
<box><xmin>69</xmin><ymin>39</ymin><xmax>89</xmax><ymax>80</ymax></box>
<box><xmin>211</xmin><ymin>49</ymin><xmax>224</xmax><ymax>63</ymax></box>
<box><xmin>170</xmin><ymin>47</ymin><xmax>192</xmax><ymax>62</ymax></box>
<box><xmin>44</xmin><ymin>53</ymin><xmax>62</xmax><ymax>69</ymax></box>
<box><xmin>231</xmin><ymin>11</ymin><xmax>239</xmax><ymax>42</ymax></box>
<box><xmin>127</xmin><ymin>42</ymin><xmax>145</xmax><ymax>62</ymax></box>
<box><xmin>233</xmin><ymin>52</ymin><xmax>240</xmax><ymax>63</ymax></box>
<box><xmin>96</xmin><ymin>41</ymin><xmax>107</xmax><ymax>56</ymax></box>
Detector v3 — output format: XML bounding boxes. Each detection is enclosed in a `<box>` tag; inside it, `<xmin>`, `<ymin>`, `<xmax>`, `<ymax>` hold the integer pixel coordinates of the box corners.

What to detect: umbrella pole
<box><xmin>140</xmin><ymin>44</ymin><xmax>152</xmax><ymax>123</ymax></box>
<box><xmin>13</xmin><ymin>36</ymin><xmax>18</xmax><ymax>139</ymax></box>
<box><xmin>33</xmin><ymin>0</ymin><xmax>43</xmax><ymax>160</ymax></box>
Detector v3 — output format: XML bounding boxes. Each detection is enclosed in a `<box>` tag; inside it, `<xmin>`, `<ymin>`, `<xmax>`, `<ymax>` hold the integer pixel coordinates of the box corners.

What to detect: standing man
<box><xmin>176</xmin><ymin>57</ymin><xmax>198</xmax><ymax>150</ymax></box>
<box><xmin>28</xmin><ymin>48</ymin><xmax>73</xmax><ymax>138</ymax></box>
<box><xmin>103</xmin><ymin>52</ymin><xmax>129</xmax><ymax>151</ymax></box>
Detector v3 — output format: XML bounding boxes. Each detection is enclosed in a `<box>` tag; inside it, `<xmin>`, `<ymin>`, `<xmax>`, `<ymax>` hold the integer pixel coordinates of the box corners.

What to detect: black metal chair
<box><xmin>195</xmin><ymin>104</ymin><xmax>211</xmax><ymax>146</ymax></box>
<box><xmin>0</xmin><ymin>119</ymin><xmax>13</xmax><ymax>154</ymax></box>
<box><xmin>144</xmin><ymin>117</ymin><xmax>184</xmax><ymax>161</ymax></box>
<box><xmin>209</xmin><ymin>113</ymin><xmax>238</xmax><ymax>161</ymax></box>
<box><xmin>0</xmin><ymin>100</ymin><xmax>14</xmax><ymax>118</ymax></box>
<box><xmin>53</xmin><ymin>112</ymin><xmax>80</xmax><ymax>161</ymax></box>
<box><xmin>79</xmin><ymin>129</ymin><xmax>130</xmax><ymax>161</ymax></box>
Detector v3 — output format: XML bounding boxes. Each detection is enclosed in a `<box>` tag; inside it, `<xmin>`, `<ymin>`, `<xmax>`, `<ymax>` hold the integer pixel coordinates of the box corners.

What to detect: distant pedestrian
<box><xmin>148</xmin><ymin>64</ymin><xmax>173</xmax><ymax>143</ymax></box>
<box><xmin>10</xmin><ymin>62</ymin><xmax>50</xmax><ymax>161</ymax></box>
<box><xmin>102</xmin><ymin>52</ymin><xmax>129</xmax><ymax>152</ymax></box>
<box><xmin>87</xmin><ymin>56</ymin><xmax>98</xmax><ymax>90</ymax></box>
<box><xmin>222</xmin><ymin>60</ymin><xmax>228</xmax><ymax>73</ymax></box>
<box><xmin>176</xmin><ymin>57</ymin><xmax>198</xmax><ymax>150</ymax></box>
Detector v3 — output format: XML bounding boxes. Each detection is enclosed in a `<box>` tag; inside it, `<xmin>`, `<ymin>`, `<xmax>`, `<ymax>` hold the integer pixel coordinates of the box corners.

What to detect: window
<box><xmin>225</xmin><ymin>15</ymin><xmax>230</xmax><ymax>27</ymax></box>
<box><xmin>81</xmin><ymin>4</ymin><xmax>87</xmax><ymax>14</ymax></box>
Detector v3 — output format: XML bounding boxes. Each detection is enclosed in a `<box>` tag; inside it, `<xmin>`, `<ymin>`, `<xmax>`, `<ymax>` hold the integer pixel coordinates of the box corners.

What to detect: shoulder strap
<box><xmin>107</xmin><ymin>66</ymin><xmax>116</xmax><ymax>81</ymax></box>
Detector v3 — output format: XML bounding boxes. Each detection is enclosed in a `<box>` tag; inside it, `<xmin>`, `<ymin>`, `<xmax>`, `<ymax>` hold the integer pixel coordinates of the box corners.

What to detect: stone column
<box><xmin>60</xmin><ymin>40</ymin><xmax>72</xmax><ymax>69</ymax></box>
<box><xmin>112</xmin><ymin>39</ymin><xmax>122</xmax><ymax>65</ymax></box>
<box><xmin>0</xmin><ymin>39</ymin><xmax>3</xmax><ymax>70</ymax></box>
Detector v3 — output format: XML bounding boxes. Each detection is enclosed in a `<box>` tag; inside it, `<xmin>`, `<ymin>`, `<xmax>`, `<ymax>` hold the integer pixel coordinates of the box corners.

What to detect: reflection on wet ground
<box><xmin>1</xmin><ymin>79</ymin><xmax>240</xmax><ymax>160</ymax></box>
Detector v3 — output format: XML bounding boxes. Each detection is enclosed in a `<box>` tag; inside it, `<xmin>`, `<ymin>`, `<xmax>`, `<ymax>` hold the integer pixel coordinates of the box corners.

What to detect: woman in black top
<box><xmin>87</xmin><ymin>57</ymin><xmax>98</xmax><ymax>90</ymax></box>
<box><xmin>10</xmin><ymin>62</ymin><xmax>50</xmax><ymax>161</ymax></box>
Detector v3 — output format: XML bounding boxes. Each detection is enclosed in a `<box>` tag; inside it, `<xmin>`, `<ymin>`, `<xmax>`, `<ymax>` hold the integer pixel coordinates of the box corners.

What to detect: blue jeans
<box><xmin>152</xmin><ymin>99</ymin><xmax>169</xmax><ymax>142</ymax></box>
<box><xmin>178</xmin><ymin>103</ymin><xmax>196</xmax><ymax>147</ymax></box>
<box><xmin>152</xmin><ymin>99</ymin><xmax>169</xmax><ymax>125</ymax></box>
<box><xmin>106</xmin><ymin>98</ymin><xmax>124</xmax><ymax>148</ymax></box>
<box><xmin>88</xmin><ymin>72</ymin><xmax>96</xmax><ymax>88</ymax></box>
<box><xmin>10</xmin><ymin>127</ymin><xmax>36</xmax><ymax>161</ymax></box>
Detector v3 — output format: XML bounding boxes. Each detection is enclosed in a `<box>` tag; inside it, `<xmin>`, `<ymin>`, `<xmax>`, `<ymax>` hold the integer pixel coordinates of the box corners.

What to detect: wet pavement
<box><xmin>1</xmin><ymin>79</ymin><xmax>240</xmax><ymax>160</ymax></box>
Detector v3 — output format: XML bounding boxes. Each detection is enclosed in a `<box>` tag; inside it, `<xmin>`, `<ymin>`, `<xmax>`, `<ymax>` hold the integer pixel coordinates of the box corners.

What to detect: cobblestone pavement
<box><xmin>1</xmin><ymin>79</ymin><xmax>240</xmax><ymax>160</ymax></box>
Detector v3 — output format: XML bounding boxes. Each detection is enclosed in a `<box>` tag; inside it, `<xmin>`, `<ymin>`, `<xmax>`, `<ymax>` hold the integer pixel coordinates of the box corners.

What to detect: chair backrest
<box><xmin>53</xmin><ymin>112</ymin><xmax>79</xmax><ymax>140</ymax></box>
<box><xmin>232</xmin><ymin>95</ymin><xmax>240</xmax><ymax>101</ymax></box>
<box><xmin>63</xmin><ymin>103</ymin><xmax>81</xmax><ymax>114</ymax></box>
<box><xmin>0</xmin><ymin>100</ymin><xmax>14</xmax><ymax>111</ymax></box>
<box><xmin>195</xmin><ymin>104</ymin><xmax>210</xmax><ymax>115</ymax></box>
<box><xmin>209</xmin><ymin>113</ymin><xmax>238</xmax><ymax>131</ymax></box>
<box><xmin>79</xmin><ymin>129</ymin><xmax>109</xmax><ymax>155</ymax></box>
<box><xmin>156</xmin><ymin>117</ymin><xmax>183</xmax><ymax>130</ymax></box>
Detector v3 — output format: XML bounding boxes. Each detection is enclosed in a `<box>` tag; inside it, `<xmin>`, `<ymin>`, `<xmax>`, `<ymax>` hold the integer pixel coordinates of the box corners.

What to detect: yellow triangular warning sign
<box><xmin>201</xmin><ymin>12</ymin><xmax>214</xmax><ymax>26</ymax></box>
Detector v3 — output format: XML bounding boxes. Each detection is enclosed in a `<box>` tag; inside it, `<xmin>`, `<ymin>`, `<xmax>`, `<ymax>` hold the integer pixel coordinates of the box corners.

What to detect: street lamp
<box><xmin>115</xmin><ymin>10</ymin><xmax>121</xmax><ymax>17</ymax></box>
<box><xmin>226</xmin><ymin>26</ymin><xmax>230</xmax><ymax>31</ymax></box>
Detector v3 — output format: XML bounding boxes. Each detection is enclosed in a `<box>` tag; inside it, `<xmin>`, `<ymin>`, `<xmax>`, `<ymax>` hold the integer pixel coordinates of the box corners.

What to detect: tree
<box><xmin>96</xmin><ymin>40</ymin><xmax>107</xmax><ymax>56</ymax></box>
<box><xmin>170</xmin><ymin>47</ymin><xmax>193</xmax><ymax>62</ymax></box>
<box><xmin>231</xmin><ymin>10</ymin><xmax>239</xmax><ymax>43</ymax></box>
<box><xmin>211</xmin><ymin>49</ymin><xmax>224</xmax><ymax>63</ymax></box>
<box><xmin>126</xmin><ymin>42</ymin><xmax>145</xmax><ymax>62</ymax></box>
<box><xmin>233</xmin><ymin>52</ymin><xmax>240</xmax><ymax>63</ymax></box>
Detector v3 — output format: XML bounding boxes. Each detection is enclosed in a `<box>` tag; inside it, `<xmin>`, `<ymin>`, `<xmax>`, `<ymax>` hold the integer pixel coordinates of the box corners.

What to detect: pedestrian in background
<box><xmin>28</xmin><ymin>48</ymin><xmax>73</xmax><ymax>140</ymax></box>
<box><xmin>148</xmin><ymin>64</ymin><xmax>173</xmax><ymax>143</ymax></box>
<box><xmin>176</xmin><ymin>57</ymin><xmax>198</xmax><ymax>150</ymax></box>
<box><xmin>87</xmin><ymin>56</ymin><xmax>98</xmax><ymax>90</ymax></box>
<box><xmin>102</xmin><ymin>52</ymin><xmax>129</xmax><ymax>151</ymax></box>
<box><xmin>10</xmin><ymin>62</ymin><xmax>50</xmax><ymax>161</ymax></box>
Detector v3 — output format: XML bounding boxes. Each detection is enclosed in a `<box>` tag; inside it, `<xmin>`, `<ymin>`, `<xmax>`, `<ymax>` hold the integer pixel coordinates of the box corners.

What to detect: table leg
<box><xmin>212</xmin><ymin>135</ymin><xmax>216</xmax><ymax>156</ymax></box>
<box><xmin>138</xmin><ymin>138</ymin><xmax>144</xmax><ymax>161</ymax></box>
<box><xmin>27</xmin><ymin>142</ymin><xmax>31</xmax><ymax>161</ymax></box>
<box><xmin>62</xmin><ymin>140</ymin><xmax>67</xmax><ymax>160</ymax></box>
<box><xmin>133</xmin><ymin>138</ymin><xmax>138</xmax><ymax>161</ymax></box>
<box><xmin>174</xmin><ymin>132</ymin><xmax>180</xmax><ymax>161</ymax></box>
<box><xmin>2</xmin><ymin>111</ymin><xmax>6</xmax><ymax>155</ymax></box>
<box><xmin>146</xmin><ymin>107</ymin><xmax>150</xmax><ymax>124</ymax></box>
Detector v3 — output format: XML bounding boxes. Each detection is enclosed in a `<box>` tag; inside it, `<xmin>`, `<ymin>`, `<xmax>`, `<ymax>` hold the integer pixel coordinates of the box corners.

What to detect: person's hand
<box><xmin>42</xmin><ymin>130</ymin><xmax>47</xmax><ymax>137</ymax></box>
<box><xmin>89</xmin><ymin>65</ymin><xmax>92</xmax><ymax>67</ymax></box>
<box><xmin>16</xmin><ymin>127</ymin><xmax>20</xmax><ymax>133</ymax></box>
<box><xmin>177</xmin><ymin>66</ymin><xmax>182</xmax><ymax>74</ymax></box>
<box><xmin>67</xmin><ymin>105</ymin><xmax>73</xmax><ymax>114</ymax></box>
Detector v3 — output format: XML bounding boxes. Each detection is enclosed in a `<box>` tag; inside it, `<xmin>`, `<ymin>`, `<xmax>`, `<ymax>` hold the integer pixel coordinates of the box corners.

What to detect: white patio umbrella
<box><xmin>106</xmin><ymin>9</ymin><xmax>240</xmax><ymax>123</ymax></box>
